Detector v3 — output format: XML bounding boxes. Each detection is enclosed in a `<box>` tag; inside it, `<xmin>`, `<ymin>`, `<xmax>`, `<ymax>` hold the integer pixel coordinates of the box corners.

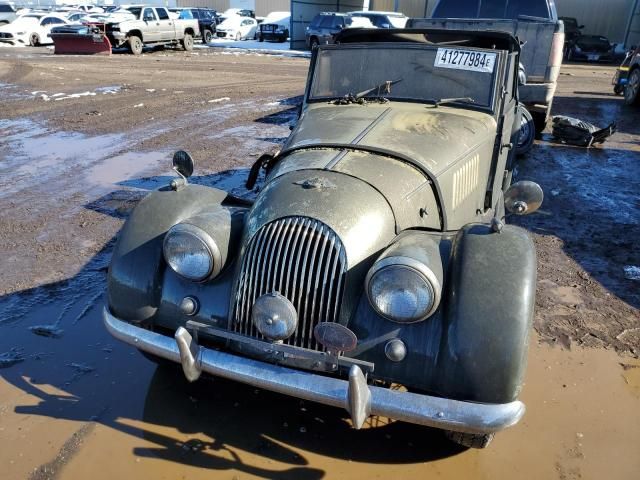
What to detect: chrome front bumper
<box><xmin>104</xmin><ymin>307</ymin><xmax>525</xmax><ymax>434</ymax></box>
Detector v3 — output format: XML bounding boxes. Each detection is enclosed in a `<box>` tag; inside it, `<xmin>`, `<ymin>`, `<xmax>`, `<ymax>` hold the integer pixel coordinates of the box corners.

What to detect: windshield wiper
<box><xmin>355</xmin><ymin>78</ymin><xmax>403</xmax><ymax>99</ymax></box>
<box><xmin>425</xmin><ymin>97</ymin><xmax>475</xmax><ymax>108</ymax></box>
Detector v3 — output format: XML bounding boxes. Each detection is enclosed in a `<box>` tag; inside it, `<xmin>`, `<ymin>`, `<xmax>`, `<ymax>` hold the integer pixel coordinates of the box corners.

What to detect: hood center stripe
<box><xmin>324</xmin><ymin>107</ymin><xmax>392</xmax><ymax>171</ymax></box>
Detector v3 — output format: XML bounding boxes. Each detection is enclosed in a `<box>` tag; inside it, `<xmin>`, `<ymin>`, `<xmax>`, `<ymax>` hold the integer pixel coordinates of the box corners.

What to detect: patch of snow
<box><xmin>209</xmin><ymin>97</ymin><xmax>230</xmax><ymax>103</ymax></box>
<box><xmin>54</xmin><ymin>91</ymin><xmax>96</xmax><ymax>101</ymax></box>
<box><xmin>623</xmin><ymin>266</ymin><xmax>640</xmax><ymax>281</ymax></box>
<box><xmin>199</xmin><ymin>38</ymin><xmax>310</xmax><ymax>58</ymax></box>
<box><xmin>133</xmin><ymin>103</ymin><xmax>144</xmax><ymax>108</ymax></box>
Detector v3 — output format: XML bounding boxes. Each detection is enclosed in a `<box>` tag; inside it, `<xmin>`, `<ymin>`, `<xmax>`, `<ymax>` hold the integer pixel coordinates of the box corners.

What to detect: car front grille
<box><xmin>233</xmin><ymin>216</ymin><xmax>347</xmax><ymax>351</ymax></box>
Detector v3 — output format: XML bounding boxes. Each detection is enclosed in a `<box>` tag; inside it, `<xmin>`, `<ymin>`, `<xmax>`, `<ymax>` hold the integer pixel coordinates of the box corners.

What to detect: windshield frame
<box><xmin>304</xmin><ymin>42</ymin><xmax>503</xmax><ymax>115</ymax></box>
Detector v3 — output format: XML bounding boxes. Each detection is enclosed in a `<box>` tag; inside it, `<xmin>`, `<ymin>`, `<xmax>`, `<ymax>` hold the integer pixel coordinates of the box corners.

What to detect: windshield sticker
<box><xmin>434</xmin><ymin>48</ymin><xmax>497</xmax><ymax>73</ymax></box>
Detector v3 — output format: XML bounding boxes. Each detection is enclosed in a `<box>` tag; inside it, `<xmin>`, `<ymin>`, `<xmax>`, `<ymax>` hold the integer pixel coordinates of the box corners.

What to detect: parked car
<box><xmin>623</xmin><ymin>47</ymin><xmax>640</xmax><ymax>105</ymax></box>
<box><xmin>566</xmin><ymin>34</ymin><xmax>614</xmax><ymax>62</ymax></box>
<box><xmin>221</xmin><ymin>8</ymin><xmax>254</xmax><ymax>20</ymax></box>
<box><xmin>216</xmin><ymin>15</ymin><xmax>257</xmax><ymax>40</ymax></box>
<box><xmin>417</xmin><ymin>0</ymin><xmax>565</xmax><ymax>134</ymax></box>
<box><xmin>171</xmin><ymin>7</ymin><xmax>217</xmax><ymax>44</ymax></box>
<box><xmin>104</xmin><ymin>6</ymin><xmax>199</xmax><ymax>55</ymax></box>
<box><xmin>256</xmin><ymin>11</ymin><xmax>289</xmax><ymax>42</ymax></box>
<box><xmin>104</xmin><ymin>27</ymin><xmax>541</xmax><ymax>450</ymax></box>
<box><xmin>349</xmin><ymin>10</ymin><xmax>408</xmax><ymax>28</ymax></box>
<box><xmin>0</xmin><ymin>1</ymin><xmax>18</xmax><ymax>26</ymax></box>
<box><xmin>559</xmin><ymin>16</ymin><xmax>583</xmax><ymax>43</ymax></box>
<box><xmin>305</xmin><ymin>12</ymin><xmax>374</xmax><ymax>49</ymax></box>
<box><xmin>0</xmin><ymin>13</ymin><xmax>67</xmax><ymax>46</ymax></box>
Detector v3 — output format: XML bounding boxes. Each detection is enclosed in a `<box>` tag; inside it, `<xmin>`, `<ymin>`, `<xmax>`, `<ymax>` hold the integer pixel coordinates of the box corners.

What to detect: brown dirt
<box><xmin>0</xmin><ymin>47</ymin><xmax>639</xmax><ymax>479</ymax></box>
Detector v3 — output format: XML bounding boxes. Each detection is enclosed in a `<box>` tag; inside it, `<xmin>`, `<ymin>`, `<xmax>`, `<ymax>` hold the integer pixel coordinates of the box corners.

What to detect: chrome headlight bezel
<box><xmin>163</xmin><ymin>223</ymin><xmax>222</xmax><ymax>282</ymax></box>
<box><xmin>365</xmin><ymin>256</ymin><xmax>442</xmax><ymax>323</ymax></box>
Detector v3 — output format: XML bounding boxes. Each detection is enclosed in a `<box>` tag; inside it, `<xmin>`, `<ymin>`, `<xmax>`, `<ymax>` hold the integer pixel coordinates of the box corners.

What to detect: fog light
<box><xmin>180</xmin><ymin>296</ymin><xmax>199</xmax><ymax>316</ymax></box>
<box><xmin>253</xmin><ymin>292</ymin><xmax>298</xmax><ymax>341</ymax></box>
<box><xmin>384</xmin><ymin>339</ymin><xmax>407</xmax><ymax>362</ymax></box>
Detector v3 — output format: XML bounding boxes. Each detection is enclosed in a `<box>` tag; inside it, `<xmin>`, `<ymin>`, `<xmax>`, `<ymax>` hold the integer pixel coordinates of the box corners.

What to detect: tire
<box><xmin>235</xmin><ymin>32</ymin><xmax>241</xmax><ymax>41</ymax></box>
<box><xmin>613</xmin><ymin>84</ymin><xmax>623</xmax><ymax>95</ymax></box>
<box><xmin>515</xmin><ymin>105</ymin><xmax>535</xmax><ymax>156</ymax></box>
<box><xmin>444</xmin><ymin>430</ymin><xmax>494</xmax><ymax>449</ymax></box>
<box><xmin>530</xmin><ymin>109</ymin><xmax>549</xmax><ymax>135</ymax></box>
<box><xmin>624</xmin><ymin>68</ymin><xmax>640</xmax><ymax>106</ymax></box>
<box><xmin>182</xmin><ymin>33</ymin><xmax>193</xmax><ymax>51</ymax></box>
<box><xmin>258</xmin><ymin>34</ymin><xmax>263</xmax><ymax>42</ymax></box>
<box><xmin>202</xmin><ymin>29</ymin><xmax>212</xmax><ymax>44</ymax></box>
<box><xmin>310</xmin><ymin>37</ymin><xmax>319</xmax><ymax>50</ymax></box>
<box><xmin>29</xmin><ymin>33</ymin><xmax>39</xmax><ymax>46</ymax></box>
<box><xmin>128</xmin><ymin>35</ymin><xmax>143</xmax><ymax>55</ymax></box>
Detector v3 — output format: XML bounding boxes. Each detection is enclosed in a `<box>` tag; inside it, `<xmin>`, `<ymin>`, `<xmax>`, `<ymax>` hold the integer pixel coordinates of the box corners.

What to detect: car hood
<box><xmin>284</xmin><ymin>102</ymin><xmax>496</xmax><ymax>177</ymax></box>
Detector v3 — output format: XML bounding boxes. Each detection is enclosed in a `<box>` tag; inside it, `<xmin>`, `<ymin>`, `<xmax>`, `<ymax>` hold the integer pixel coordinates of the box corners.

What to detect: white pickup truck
<box><xmin>106</xmin><ymin>6</ymin><xmax>199</xmax><ymax>54</ymax></box>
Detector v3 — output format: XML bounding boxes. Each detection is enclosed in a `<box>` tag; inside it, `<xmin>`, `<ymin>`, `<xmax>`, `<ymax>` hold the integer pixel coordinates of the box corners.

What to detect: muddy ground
<box><xmin>0</xmin><ymin>46</ymin><xmax>638</xmax><ymax>480</ymax></box>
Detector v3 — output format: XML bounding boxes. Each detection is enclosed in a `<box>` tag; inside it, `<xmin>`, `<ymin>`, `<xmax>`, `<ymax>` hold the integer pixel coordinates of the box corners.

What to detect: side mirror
<box><xmin>172</xmin><ymin>150</ymin><xmax>194</xmax><ymax>178</ymax></box>
<box><xmin>504</xmin><ymin>180</ymin><xmax>543</xmax><ymax>215</ymax></box>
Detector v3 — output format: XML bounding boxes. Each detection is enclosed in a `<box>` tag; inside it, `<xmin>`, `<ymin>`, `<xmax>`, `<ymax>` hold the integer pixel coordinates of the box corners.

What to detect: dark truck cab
<box><xmin>410</xmin><ymin>0</ymin><xmax>564</xmax><ymax>133</ymax></box>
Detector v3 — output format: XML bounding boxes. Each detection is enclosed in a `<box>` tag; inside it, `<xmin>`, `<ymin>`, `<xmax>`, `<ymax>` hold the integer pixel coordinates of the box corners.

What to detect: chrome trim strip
<box><xmin>104</xmin><ymin>307</ymin><xmax>526</xmax><ymax>434</ymax></box>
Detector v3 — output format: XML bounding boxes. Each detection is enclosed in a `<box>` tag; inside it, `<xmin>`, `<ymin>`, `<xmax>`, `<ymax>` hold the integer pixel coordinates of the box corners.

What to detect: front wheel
<box><xmin>516</xmin><ymin>105</ymin><xmax>535</xmax><ymax>156</ymax></box>
<box><xmin>29</xmin><ymin>33</ymin><xmax>40</xmax><ymax>46</ymax></box>
<box><xmin>128</xmin><ymin>35</ymin><xmax>143</xmax><ymax>55</ymax></box>
<box><xmin>444</xmin><ymin>430</ymin><xmax>494</xmax><ymax>449</ymax></box>
<box><xmin>202</xmin><ymin>29</ymin><xmax>212</xmax><ymax>44</ymax></box>
<box><xmin>182</xmin><ymin>33</ymin><xmax>194</xmax><ymax>51</ymax></box>
<box><xmin>310</xmin><ymin>37</ymin><xmax>319</xmax><ymax>50</ymax></box>
<box><xmin>624</xmin><ymin>69</ymin><xmax>640</xmax><ymax>105</ymax></box>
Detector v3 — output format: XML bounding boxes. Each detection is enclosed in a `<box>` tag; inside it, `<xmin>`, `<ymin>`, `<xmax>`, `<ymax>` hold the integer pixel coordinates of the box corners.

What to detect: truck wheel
<box><xmin>258</xmin><ymin>33</ymin><xmax>263</xmax><ymax>42</ymax></box>
<box><xmin>624</xmin><ymin>69</ymin><xmax>640</xmax><ymax>106</ymax></box>
<box><xmin>444</xmin><ymin>430</ymin><xmax>494</xmax><ymax>449</ymax></box>
<box><xmin>202</xmin><ymin>29</ymin><xmax>212</xmax><ymax>44</ymax></box>
<box><xmin>128</xmin><ymin>35</ymin><xmax>143</xmax><ymax>55</ymax></box>
<box><xmin>182</xmin><ymin>33</ymin><xmax>194</xmax><ymax>51</ymax></box>
<box><xmin>530</xmin><ymin>110</ymin><xmax>548</xmax><ymax>135</ymax></box>
<box><xmin>310</xmin><ymin>37</ymin><xmax>319</xmax><ymax>50</ymax></box>
<box><xmin>29</xmin><ymin>33</ymin><xmax>40</xmax><ymax>46</ymax></box>
<box><xmin>516</xmin><ymin>106</ymin><xmax>535</xmax><ymax>156</ymax></box>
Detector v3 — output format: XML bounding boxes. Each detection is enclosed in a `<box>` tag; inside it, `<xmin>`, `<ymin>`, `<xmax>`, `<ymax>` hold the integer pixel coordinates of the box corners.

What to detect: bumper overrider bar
<box><xmin>103</xmin><ymin>307</ymin><xmax>525</xmax><ymax>433</ymax></box>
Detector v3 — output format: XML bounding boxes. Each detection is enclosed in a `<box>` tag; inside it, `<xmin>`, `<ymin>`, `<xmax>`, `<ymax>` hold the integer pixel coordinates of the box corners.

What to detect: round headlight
<box><xmin>163</xmin><ymin>224</ymin><xmax>220</xmax><ymax>282</ymax></box>
<box><xmin>366</xmin><ymin>257</ymin><xmax>440</xmax><ymax>323</ymax></box>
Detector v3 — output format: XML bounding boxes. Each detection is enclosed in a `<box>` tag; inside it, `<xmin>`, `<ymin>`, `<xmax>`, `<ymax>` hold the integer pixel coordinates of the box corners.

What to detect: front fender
<box><xmin>107</xmin><ymin>184</ymin><xmax>228</xmax><ymax>322</ymax></box>
<box><xmin>348</xmin><ymin>225</ymin><xmax>535</xmax><ymax>404</ymax></box>
<box><xmin>437</xmin><ymin>223</ymin><xmax>536</xmax><ymax>403</ymax></box>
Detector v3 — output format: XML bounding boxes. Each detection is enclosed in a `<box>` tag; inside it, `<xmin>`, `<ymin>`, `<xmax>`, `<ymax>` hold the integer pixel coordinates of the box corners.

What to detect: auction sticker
<box><xmin>434</xmin><ymin>48</ymin><xmax>497</xmax><ymax>73</ymax></box>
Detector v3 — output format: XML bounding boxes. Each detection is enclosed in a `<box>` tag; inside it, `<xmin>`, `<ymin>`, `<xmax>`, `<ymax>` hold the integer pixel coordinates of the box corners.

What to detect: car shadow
<box><xmin>0</xmin><ymin>167</ymin><xmax>465</xmax><ymax>477</ymax></box>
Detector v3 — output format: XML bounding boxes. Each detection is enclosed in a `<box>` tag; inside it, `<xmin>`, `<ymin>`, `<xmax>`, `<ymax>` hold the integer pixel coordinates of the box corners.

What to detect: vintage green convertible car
<box><xmin>104</xmin><ymin>28</ymin><xmax>543</xmax><ymax>449</ymax></box>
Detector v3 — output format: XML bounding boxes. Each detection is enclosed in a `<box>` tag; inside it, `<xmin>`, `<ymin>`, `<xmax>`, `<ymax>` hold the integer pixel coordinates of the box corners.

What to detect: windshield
<box><xmin>309</xmin><ymin>45</ymin><xmax>497</xmax><ymax>109</ymax></box>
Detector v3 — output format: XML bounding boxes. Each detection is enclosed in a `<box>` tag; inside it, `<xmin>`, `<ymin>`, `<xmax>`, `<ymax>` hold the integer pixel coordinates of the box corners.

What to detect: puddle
<box><xmin>0</xmin><ymin>119</ymin><xmax>167</xmax><ymax>204</ymax></box>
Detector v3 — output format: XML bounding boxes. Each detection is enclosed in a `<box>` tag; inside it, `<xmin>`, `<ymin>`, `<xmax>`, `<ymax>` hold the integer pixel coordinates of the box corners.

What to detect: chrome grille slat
<box><xmin>233</xmin><ymin>217</ymin><xmax>347</xmax><ymax>351</ymax></box>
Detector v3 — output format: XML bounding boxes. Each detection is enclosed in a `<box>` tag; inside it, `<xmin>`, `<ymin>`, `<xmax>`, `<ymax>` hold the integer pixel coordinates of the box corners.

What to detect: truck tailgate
<box><xmin>409</xmin><ymin>18</ymin><xmax>560</xmax><ymax>82</ymax></box>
